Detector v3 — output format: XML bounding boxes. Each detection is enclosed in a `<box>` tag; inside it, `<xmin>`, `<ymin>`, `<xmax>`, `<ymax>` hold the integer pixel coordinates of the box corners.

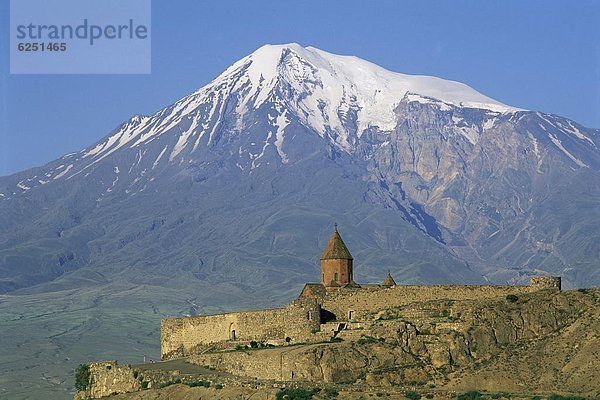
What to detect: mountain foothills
<box><xmin>0</xmin><ymin>44</ymin><xmax>599</xmax><ymax>399</ymax></box>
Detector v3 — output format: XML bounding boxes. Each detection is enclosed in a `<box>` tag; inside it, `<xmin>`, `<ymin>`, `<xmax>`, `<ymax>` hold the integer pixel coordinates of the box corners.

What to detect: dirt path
<box><xmin>134</xmin><ymin>358</ymin><xmax>233</xmax><ymax>377</ymax></box>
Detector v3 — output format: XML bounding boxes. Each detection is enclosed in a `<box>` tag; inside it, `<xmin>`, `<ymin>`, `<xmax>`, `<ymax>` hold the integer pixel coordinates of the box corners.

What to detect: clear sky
<box><xmin>1</xmin><ymin>0</ymin><xmax>599</xmax><ymax>176</ymax></box>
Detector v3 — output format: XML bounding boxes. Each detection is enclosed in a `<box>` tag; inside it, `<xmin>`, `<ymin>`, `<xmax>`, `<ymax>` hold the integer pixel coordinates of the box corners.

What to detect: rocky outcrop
<box><xmin>369</xmin><ymin>289</ymin><xmax>584</xmax><ymax>368</ymax></box>
<box><xmin>188</xmin><ymin>289</ymin><xmax>594</xmax><ymax>392</ymax></box>
<box><xmin>74</xmin><ymin>361</ymin><xmax>194</xmax><ymax>399</ymax></box>
<box><xmin>75</xmin><ymin>362</ymin><xmax>140</xmax><ymax>400</ymax></box>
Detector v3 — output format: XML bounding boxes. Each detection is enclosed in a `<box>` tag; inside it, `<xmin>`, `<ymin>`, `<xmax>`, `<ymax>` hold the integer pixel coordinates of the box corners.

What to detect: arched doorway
<box><xmin>229</xmin><ymin>322</ymin><xmax>236</xmax><ymax>340</ymax></box>
<box><xmin>319</xmin><ymin>308</ymin><xmax>337</xmax><ymax>323</ymax></box>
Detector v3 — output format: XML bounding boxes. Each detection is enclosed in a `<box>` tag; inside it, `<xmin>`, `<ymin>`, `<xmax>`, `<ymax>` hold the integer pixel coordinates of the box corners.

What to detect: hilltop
<box><xmin>75</xmin><ymin>287</ymin><xmax>600</xmax><ymax>399</ymax></box>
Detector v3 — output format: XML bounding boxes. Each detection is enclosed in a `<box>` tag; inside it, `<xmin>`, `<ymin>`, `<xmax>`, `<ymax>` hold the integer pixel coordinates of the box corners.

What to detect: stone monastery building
<box><xmin>160</xmin><ymin>226</ymin><xmax>561</xmax><ymax>360</ymax></box>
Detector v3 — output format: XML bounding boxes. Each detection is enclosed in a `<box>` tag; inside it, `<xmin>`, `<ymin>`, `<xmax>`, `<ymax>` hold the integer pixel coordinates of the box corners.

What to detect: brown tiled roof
<box><xmin>321</xmin><ymin>229</ymin><xmax>353</xmax><ymax>260</ymax></box>
<box><xmin>302</xmin><ymin>283</ymin><xmax>327</xmax><ymax>298</ymax></box>
<box><xmin>382</xmin><ymin>272</ymin><xmax>397</xmax><ymax>287</ymax></box>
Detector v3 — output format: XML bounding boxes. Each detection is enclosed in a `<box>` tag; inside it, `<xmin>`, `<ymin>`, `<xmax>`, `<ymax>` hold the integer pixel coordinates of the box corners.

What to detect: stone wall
<box><xmin>530</xmin><ymin>276</ymin><xmax>561</xmax><ymax>290</ymax></box>
<box><xmin>319</xmin><ymin>284</ymin><xmax>538</xmax><ymax>322</ymax></box>
<box><xmin>189</xmin><ymin>347</ymin><xmax>288</xmax><ymax>381</ymax></box>
<box><xmin>161</xmin><ymin>299</ymin><xmax>320</xmax><ymax>359</ymax></box>
<box><xmin>189</xmin><ymin>342</ymin><xmax>373</xmax><ymax>383</ymax></box>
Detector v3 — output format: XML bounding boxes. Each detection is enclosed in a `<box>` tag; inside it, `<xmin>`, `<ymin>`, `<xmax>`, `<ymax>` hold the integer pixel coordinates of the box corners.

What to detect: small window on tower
<box><xmin>307</xmin><ymin>311</ymin><xmax>312</xmax><ymax>321</ymax></box>
<box><xmin>334</xmin><ymin>272</ymin><xmax>338</xmax><ymax>281</ymax></box>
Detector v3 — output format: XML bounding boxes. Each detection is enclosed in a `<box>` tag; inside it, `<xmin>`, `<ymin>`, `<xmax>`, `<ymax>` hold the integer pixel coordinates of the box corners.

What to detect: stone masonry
<box><xmin>161</xmin><ymin>298</ymin><xmax>320</xmax><ymax>359</ymax></box>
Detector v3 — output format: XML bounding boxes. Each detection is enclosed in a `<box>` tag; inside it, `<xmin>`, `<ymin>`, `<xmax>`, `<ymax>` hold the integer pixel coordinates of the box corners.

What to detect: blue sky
<box><xmin>1</xmin><ymin>0</ymin><xmax>599</xmax><ymax>176</ymax></box>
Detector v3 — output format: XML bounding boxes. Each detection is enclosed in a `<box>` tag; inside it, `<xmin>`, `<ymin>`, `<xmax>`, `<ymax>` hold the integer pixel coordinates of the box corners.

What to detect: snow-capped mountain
<box><xmin>1</xmin><ymin>43</ymin><xmax>600</xmax><ymax>299</ymax></box>
<box><xmin>5</xmin><ymin>43</ymin><xmax>525</xmax><ymax>190</ymax></box>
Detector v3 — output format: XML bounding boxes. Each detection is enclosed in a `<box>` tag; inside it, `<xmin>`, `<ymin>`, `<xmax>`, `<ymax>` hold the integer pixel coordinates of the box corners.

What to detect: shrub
<box><xmin>329</xmin><ymin>337</ymin><xmax>343</xmax><ymax>343</ymax></box>
<box><xmin>74</xmin><ymin>364</ymin><xmax>90</xmax><ymax>391</ymax></box>
<box><xmin>506</xmin><ymin>294</ymin><xmax>519</xmax><ymax>303</ymax></box>
<box><xmin>275</xmin><ymin>387</ymin><xmax>317</xmax><ymax>400</ymax></box>
<box><xmin>132</xmin><ymin>371</ymin><xmax>138</xmax><ymax>379</ymax></box>
<box><xmin>491</xmin><ymin>394</ymin><xmax>502</xmax><ymax>399</ymax></box>
<box><xmin>357</xmin><ymin>335</ymin><xmax>379</xmax><ymax>345</ymax></box>
<box><xmin>548</xmin><ymin>395</ymin><xmax>586</xmax><ymax>400</ymax></box>
<box><xmin>456</xmin><ymin>391</ymin><xmax>482</xmax><ymax>400</ymax></box>
<box><xmin>187</xmin><ymin>380</ymin><xmax>210</xmax><ymax>388</ymax></box>
<box><xmin>156</xmin><ymin>378</ymin><xmax>182</xmax><ymax>388</ymax></box>
<box><xmin>250</xmin><ymin>340</ymin><xmax>259</xmax><ymax>349</ymax></box>
<box><xmin>323</xmin><ymin>387</ymin><xmax>339</xmax><ymax>398</ymax></box>
<box><xmin>141</xmin><ymin>381</ymin><xmax>149</xmax><ymax>389</ymax></box>
<box><xmin>235</xmin><ymin>344</ymin><xmax>247</xmax><ymax>351</ymax></box>
<box><xmin>215</xmin><ymin>383</ymin><xmax>223</xmax><ymax>390</ymax></box>
<box><xmin>406</xmin><ymin>391</ymin><xmax>421</xmax><ymax>400</ymax></box>
<box><xmin>426</xmin><ymin>394</ymin><xmax>434</xmax><ymax>399</ymax></box>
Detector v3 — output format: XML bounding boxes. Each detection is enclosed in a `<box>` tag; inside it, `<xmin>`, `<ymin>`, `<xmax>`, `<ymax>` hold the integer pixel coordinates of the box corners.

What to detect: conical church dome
<box><xmin>321</xmin><ymin>226</ymin><xmax>353</xmax><ymax>260</ymax></box>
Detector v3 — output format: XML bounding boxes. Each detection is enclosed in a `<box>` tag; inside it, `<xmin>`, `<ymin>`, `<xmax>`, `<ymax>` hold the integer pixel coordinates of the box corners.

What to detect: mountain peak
<box><xmin>13</xmin><ymin>44</ymin><xmax>528</xmax><ymax>183</ymax></box>
<box><xmin>205</xmin><ymin>43</ymin><xmax>521</xmax><ymax>141</ymax></box>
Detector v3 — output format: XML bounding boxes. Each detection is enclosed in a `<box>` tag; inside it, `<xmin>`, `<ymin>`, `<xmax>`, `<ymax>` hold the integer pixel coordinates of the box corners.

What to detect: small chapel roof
<box><xmin>320</xmin><ymin>224</ymin><xmax>353</xmax><ymax>260</ymax></box>
<box><xmin>343</xmin><ymin>280</ymin><xmax>362</xmax><ymax>289</ymax></box>
<box><xmin>299</xmin><ymin>283</ymin><xmax>327</xmax><ymax>299</ymax></box>
<box><xmin>382</xmin><ymin>272</ymin><xmax>397</xmax><ymax>287</ymax></box>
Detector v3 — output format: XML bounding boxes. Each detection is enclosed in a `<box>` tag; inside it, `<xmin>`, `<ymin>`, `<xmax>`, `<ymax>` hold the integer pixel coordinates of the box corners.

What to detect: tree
<box><xmin>75</xmin><ymin>364</ymin><xmax>90</xmax><ymax>391</ymax></box>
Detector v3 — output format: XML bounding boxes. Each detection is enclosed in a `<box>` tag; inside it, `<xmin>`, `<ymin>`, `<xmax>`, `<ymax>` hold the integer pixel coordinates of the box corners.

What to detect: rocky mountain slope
<box><xmin>1</xmin><ymin>44</ymin><xmax>599</xmax><ymax>399</ymax></box>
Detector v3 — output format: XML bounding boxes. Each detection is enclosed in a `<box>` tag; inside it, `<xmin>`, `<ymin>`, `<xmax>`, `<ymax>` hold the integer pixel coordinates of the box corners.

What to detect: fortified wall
<box><xmin>160</xmin><ymin>227</ymin><xmax>562</xmax><ymax>360</ymax></box>
<box><xmin>315</xmin><ymin>280</ymin><xmax>559</xmax><ymax>323</ymax></box>
<box><xmin>161</xmin><ymin>298</ymin><xmax>320</xmax><ymax>359</ymax></box>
